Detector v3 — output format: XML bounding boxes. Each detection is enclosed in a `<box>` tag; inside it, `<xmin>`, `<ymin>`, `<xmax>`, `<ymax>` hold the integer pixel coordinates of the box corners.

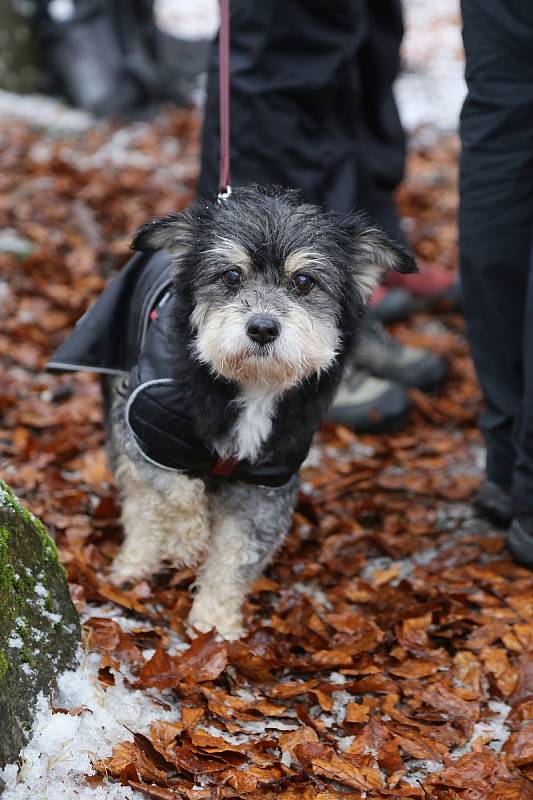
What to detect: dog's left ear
<box><xmin>344</xmin><ymin>218</ymin><xmax>418</xmax><ymax>301</ymax></box>
<box><xmin>131</xmin><ymin>211</ymin><xmax>195</xmax><ymax>255</ymax></box>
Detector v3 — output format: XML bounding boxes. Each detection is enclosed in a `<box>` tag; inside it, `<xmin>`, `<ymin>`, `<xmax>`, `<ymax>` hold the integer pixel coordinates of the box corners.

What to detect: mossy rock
<box><xmin>0</xmin><ymin>480</ymin><xmax>80</xmax><ymax>768</ymax></box>
<box><xmin>0</xmin><ymin>1</ymin><xmax>41</xmax><ymax>93</ymax></box>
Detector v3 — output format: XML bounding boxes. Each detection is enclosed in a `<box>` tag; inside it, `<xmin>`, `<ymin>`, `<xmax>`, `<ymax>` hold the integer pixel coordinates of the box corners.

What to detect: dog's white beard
<box><xmin>191</xmin><ymin>303</ymin><xmax>339</xmax><ymax>390</ymax></box>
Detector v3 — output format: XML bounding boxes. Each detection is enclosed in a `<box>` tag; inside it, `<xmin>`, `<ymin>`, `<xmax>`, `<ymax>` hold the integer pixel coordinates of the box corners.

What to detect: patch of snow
<box><xmin>325</xmin><ymin>442</ymin><xmax>377</xmax><ymax>463</ymax></box>
<box><xmin>0</xmin><ymin>89</ymin><xmax>92</xmax><ymax>130</ymax></box>
<box><xmin>235</xmin><ymin>687</ymin><xmax>256</xmax><ymax>703</ymax></box>
<box><xmin>360</xmin><ymin>508</ymin><xmax>504</xmax><ymax>586</ymax></box>
<box><xmin>0</xmin><ymin>651</ymin><xmax>180</xmax><ymax>800</ymax></box>
<box><xmin>235</xmin><ymin>719</ymin><xmax>298</xmax><ymax>735</ymax></box>
<box><xmin>452</xmin><ymin>701</ymin><xmax>511</xmax><ymax>758</ymax></box>
<box><xmin>31</xmin><ymin>627</ymin><xmax>44</xmax><ymax>641</ymax></box>
<box><xmin>331</xmin><ymin>690</ymin><xmax>353</xmax><ymax>725</ymax></box>
<box><xmin>202</xmin><ymin>725</ymin><xmax>251</xmax><ymax>746</ymax></box>
<box><xmin>155</xmin><ymin>0</ymin><xmax>218</xmax><ymax>41</ymax></box>
<box><xmin>0</xmin><ymin>229</ymin><xmax>34</xmax><ymax>258</ymax></box>
<box><xmin>31</xmin><ymin>581</ymin><xmax>67</xmax><ymax>627</ymax></box>
<box><xmin>360</xmin><ymin>556</ymin><xmax>397</xmax><ymax>582</ymax></box>
<box><xmin>329</xmin><ymin>672</ymin><xmax>347</xmax><ymax>685</ymax></box>
<box><xmin>302</xmin><ymin>443</ymin><xmax>323</xmax><ymax>469</ymax></box>
<box><xmin>396</xmin><ymin>0</ymin><xmax>466</xmax><ymax>136</ymax></box>
<box><xmin>7</xmin><ymin>632</ymin><xmax>24</xmax><ymax>649</ymax></box>
<box><xmin>29</xmin><ymin>124</ymin><xmax>191</xmax><ymax>178</ymax></box>
<box><xmin>43</xmin><ymin>611</ymin><xmax>63</xmax><ymax>625</ymax></box>
<box><xmin>471</xmin><ymin>443</ymin><xmax>486</xmax><ymax>474</ymax></box>
<box><xmin>337</xmin><ymin>735</ymin><xmax>355</xmax><ymax>752</ymax></box>
<box><xmin>291</xmin><ymin>582</ymin><xmax>333</xmax><ymax>610</ymax></box>
<box><xmin>403</xmin><ymin>758</ymin><xmax>444</xmax><ymax>786</ymax></box>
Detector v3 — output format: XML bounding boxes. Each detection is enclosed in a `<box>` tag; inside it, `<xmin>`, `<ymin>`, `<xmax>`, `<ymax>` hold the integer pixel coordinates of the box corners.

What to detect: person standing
<box><xmin>460</xmin><ymin>0</ymin><xmax>533</xmax><ymax>566</ymax></box>
<box><xmin>199</xmin><ymin>0</ymin><xmax>447</xmax><ymax>434</ymax></box>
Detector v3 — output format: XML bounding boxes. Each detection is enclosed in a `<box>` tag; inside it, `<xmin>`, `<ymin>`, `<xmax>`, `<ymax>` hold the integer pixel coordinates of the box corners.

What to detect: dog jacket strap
<box><xmin>126</xmin><ymin>380</ymin><xmax>220</xmax><ymax>473</ymax></box>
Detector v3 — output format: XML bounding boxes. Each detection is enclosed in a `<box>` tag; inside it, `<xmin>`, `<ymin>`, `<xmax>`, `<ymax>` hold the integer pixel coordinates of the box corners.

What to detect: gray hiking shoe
<box><xmin>327</xmin><ymin>369</ymin><xmax>410</xmax><ymax>433</ymax></box>
<box><xmin>473</xmin><ymin>481</ymin><xmax>513</xmax><ymax>528</ymax></box>
<box><xmin>355</xmin><ymin>319</ymin><xmax>446</xmax><ymax>393</ymax></box>
<box><xmin>507</xmin><ymin>517</ymin><xmax>533</xmax><ymax>569</ymax></box>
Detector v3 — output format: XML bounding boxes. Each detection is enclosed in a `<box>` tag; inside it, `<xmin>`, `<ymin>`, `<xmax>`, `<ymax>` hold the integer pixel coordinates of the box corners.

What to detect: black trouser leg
<box><xmin>514</xmin><ymin>250</ymin><xmax>533</xmax><ymax>513</ymax></box>
<box><xmin>460</xmin><ymin>0</ymin><xmax>533</xmax><ymax>509</ymax></box>
<box><xmin>198</xmin><ymin>0</ymin><xmax>405</xmax><ymax>241</ymax></box>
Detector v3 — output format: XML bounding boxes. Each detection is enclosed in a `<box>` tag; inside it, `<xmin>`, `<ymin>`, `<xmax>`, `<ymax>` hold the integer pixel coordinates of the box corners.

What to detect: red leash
<box><xmin>218</xmin><ymin>0</ymin><xmax>231</xmax><ymax>198</ymax></box>
<box><xmin>211</xmin><ymin>0</ymin><xmax>236</xmax><ymax>476</ymax></box>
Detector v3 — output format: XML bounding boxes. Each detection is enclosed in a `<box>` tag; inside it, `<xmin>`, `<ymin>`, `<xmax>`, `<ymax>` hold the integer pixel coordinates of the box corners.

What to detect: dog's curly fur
<box><xmin>106</xmin><ymin>185</ymin><xmax>416</xmax><ymax>639</ymax></box>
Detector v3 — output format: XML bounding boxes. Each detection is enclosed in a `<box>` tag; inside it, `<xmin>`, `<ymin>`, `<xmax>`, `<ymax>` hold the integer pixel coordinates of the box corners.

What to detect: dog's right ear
<box><xmin>131</xmin><ymin>211</ymin><xmax>195</xmax><ymax>254</ymax></box>
<box><xmin>339</xmin><ymin>214</ymin><xmax>418</xmax><ymax>302</ymax></box>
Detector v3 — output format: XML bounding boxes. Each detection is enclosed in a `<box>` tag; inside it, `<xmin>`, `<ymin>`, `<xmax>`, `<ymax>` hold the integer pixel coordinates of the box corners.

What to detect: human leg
<box><xmin>460</xmin><ymin>0</ymin><xmax>533</xmax><ymax>499</ymax></box>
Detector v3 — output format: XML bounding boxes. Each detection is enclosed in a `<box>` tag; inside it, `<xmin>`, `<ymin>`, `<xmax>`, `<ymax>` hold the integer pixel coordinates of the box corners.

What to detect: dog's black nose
<box><xmin>246</xmin><ymin>315</ymin><xmax>280</xmax><ymax>345</ymax></box>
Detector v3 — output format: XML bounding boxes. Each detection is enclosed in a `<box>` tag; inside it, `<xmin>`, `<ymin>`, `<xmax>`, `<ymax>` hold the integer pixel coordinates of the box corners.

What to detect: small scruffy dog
<box><xmin>104</xmin><ymin>186</ymin><xmax>415</xmax><ymax>639</ymax></box>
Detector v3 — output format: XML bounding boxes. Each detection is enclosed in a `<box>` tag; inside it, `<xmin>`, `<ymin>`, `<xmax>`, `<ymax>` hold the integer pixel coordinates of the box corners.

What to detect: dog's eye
<box><xmin>223</xmin><ymin>268</ymin><xmax>242</xmax><ymax>287</ymax></box>
<box><xmin>293</xmin><ymin>273</ymin><xmax>315</xmax><ymax>294</ymax></box>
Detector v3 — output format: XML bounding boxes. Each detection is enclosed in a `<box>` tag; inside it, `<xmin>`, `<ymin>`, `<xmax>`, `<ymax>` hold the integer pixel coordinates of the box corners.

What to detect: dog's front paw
<box><xmin>187</xmin><ymin>598</ymin><xmax>245</xmax><ymax>641</ymax></box>
<box><xmin>108</xmin><ymin>555</ymin><xmax>150</xmax><ymax>587</ymax></box>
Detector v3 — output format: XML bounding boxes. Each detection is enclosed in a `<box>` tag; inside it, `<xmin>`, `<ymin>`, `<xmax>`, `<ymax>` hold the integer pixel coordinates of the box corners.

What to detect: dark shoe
<box><xmin>473</xmin><ymin>481</ymin><xmax>513</xmax><ymax>527</ymax></box>
<box><xmin>370</xmin><ymin>287</ymin><xmax>414</xmax><ymax>323</ymax></box>
<box><xmin>370</xmin><ymin>276</ymin><xmax>463</xmax><ymax>322</ymax></box>
<box><xmin>327</xmin><ymin>370</ymin><xmax>410</xmax><ymax>433</ymax></box>
<box><xmin>507</xmin><ymin>517</ymin><xmax>533</xmax><ymax>568</ymax></box>
<box><xmin>355</xmin><ymin>319</ymin><xmax>447</xmax><ymax>393</ymax></box>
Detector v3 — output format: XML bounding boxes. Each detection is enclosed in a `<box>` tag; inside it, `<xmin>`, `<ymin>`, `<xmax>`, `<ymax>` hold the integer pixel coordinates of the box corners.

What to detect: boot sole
<box><xmin>507</xmin><ymin>521</ymin><xmax>533</xmax><ymax>569</ymax></box>
<box><xmin>473</xmin><ymin>502</ymin><xmax>512</xmax><ymax>529</ymax></box>
<box><xmin>328</xmin><ymin>406</ymin><xmax>411</xmax><ymax>435</ymax></box>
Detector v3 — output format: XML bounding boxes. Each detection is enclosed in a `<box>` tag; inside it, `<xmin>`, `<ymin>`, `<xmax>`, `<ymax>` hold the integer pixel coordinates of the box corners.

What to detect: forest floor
<box><xmin>0</xmin><ymin>107</ymin><xmax>531</xmax><ymax>800</ymax></box>
<box><xmin>1</xmin><ymin>2</ymin><xmax>532</xmax><ymax>797</ymax></box>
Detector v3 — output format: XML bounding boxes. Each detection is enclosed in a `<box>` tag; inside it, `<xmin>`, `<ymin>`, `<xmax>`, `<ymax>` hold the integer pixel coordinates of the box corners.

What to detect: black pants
<box><xmin>199</xmin><ymin>0</ymin><xmax>406</xmax><ymax>244</ymax></box>
<box><xmin>460</xmin><ymin>0</ymin><xmax>533</xmax><ymax>512</ymax></box>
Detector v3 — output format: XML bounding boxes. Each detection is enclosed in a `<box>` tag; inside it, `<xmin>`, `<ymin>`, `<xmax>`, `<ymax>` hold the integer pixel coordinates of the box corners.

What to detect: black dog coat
<box><xmin>48</xmin><ymin>253</ymin><xmax>312</xmax><ymax>487</ymax></box>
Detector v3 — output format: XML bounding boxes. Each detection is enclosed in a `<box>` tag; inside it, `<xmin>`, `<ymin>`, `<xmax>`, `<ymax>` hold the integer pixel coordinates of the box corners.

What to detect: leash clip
<box><xmin>217</xmin><ymin>185</ymin><xmax>232</xmax><ymax>202</ymax></box>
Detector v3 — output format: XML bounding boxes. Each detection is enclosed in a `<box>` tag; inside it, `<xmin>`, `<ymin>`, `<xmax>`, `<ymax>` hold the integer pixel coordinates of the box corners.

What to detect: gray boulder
<box><xmin>0</xmin><ymin>480</ymin><xmax>80</xmax><ymax>768</ymax></box>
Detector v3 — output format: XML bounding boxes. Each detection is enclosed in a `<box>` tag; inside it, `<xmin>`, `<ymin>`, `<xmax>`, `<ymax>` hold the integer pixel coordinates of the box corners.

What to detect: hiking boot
<box><xmin>327</xmin><ymin>370</ymin><xmax>410</xmax><ymax>433</ymax></box>
<box><xmin>473</xmin><ymin>481</ymin><xmax>513</xmax><ymax>528</ymax></box>
<box><xmin>507</xmin><ymin>516</ymin><xmax>533</xmax><ymax>569</ymax></box>
<box><xmin>372</xmin><ymin>265</ymin><xmax>462</xmax><ymax>323</ymax></box>
<box><xmin>385</xmin><ymin>260</ymin><xmax>457</xmax><ymax>295</ymax></box>
<box><xmin>355</xmin><ymin>319</ymin><xmax>446</xmax><ymax>393</ymax></box>
<box><xmin>369</xmin><ymin>286</ymin><xmax>413</xmax><ymax>323</ymax></box>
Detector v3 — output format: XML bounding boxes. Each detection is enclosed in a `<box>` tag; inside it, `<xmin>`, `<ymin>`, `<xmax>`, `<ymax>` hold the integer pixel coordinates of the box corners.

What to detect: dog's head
<box><xmin>133</xmin><ymin>186</ymin><xmax>416</xmax><ymax>390</ymax></box>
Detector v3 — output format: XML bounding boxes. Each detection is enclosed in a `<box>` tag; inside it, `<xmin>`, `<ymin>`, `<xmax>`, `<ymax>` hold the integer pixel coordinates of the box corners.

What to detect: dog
<box><xmin>103</xmin><ymin>185</ymin><xmax>416</xmax><ymax>639</ymax></box>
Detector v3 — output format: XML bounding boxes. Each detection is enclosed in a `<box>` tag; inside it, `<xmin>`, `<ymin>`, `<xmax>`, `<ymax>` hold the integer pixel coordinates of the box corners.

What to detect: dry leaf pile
<box><xmin>1</xmin><ymin>111</ymin><xmax>532</xmax><ymax>799</ymax></box>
